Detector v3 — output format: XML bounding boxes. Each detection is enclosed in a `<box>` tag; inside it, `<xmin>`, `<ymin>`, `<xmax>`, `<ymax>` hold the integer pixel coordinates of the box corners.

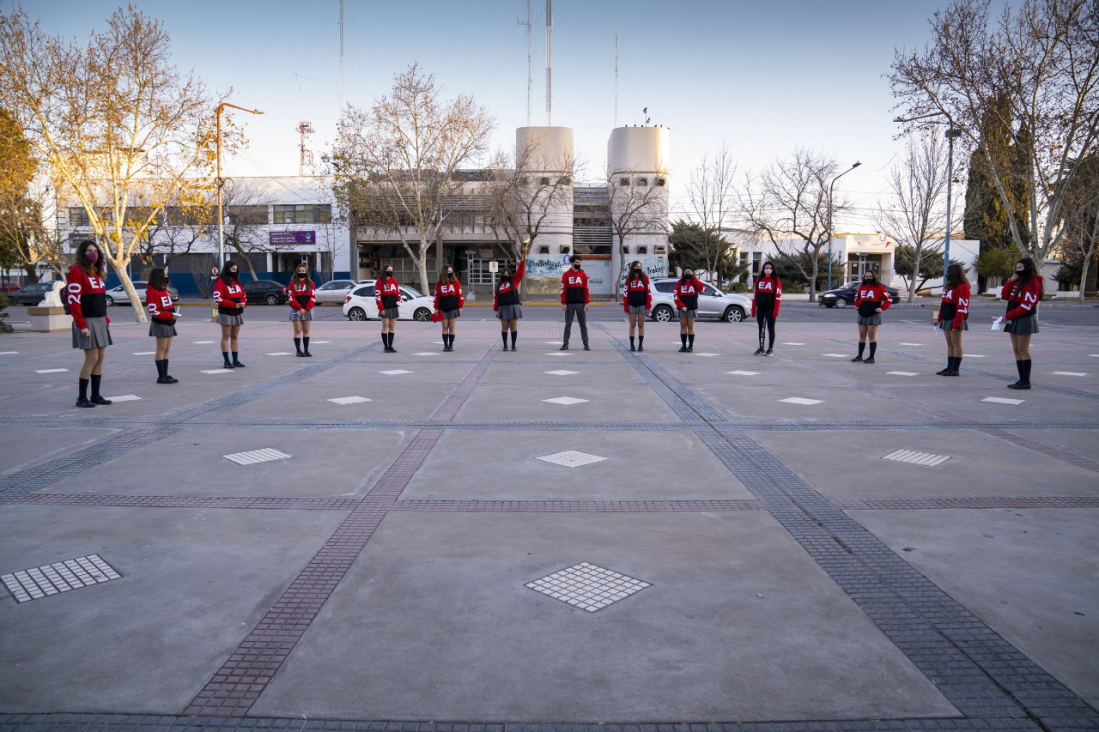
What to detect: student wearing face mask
<box><xmin>286</xmin><ymin>263</ymin><xmax>316</xmax><ymax>357</ymax></box>
<box><xmin>1001</xmin><ymin>256</ymin><xmax>1042</xmax><ymax>389</ymax></box>
<box><xmin>623</xmin><ymin>260</ymin><xmax>651</xmax><ymax>351</ymax></box>
<box><xmin>434</xmin><ymin>265</ymin><xmax>463</xmax><ymax>351</ymax></box>
<box><xmin>933</xmin><ymin>263</ymin><xmax>970</xmax><ymax>376</ymax></box>
<box><xmin>493</xmin><ymin>258</ymin><xmax>526</xmax><ymax>350</ymax></box>
<box><xmin>145</xmin><ymin>268</ymin><xmax>178</xmax><ymax>384</ymax></box>
<box><xmin>751</xmin><ymin>261</ymin><xmax>782</xmax><ymax>356</ymax></box>
<box><xmin>213</xmin><ymin>260</ymin><xmax>247</xmax><ymax>368</ymax></box>
<box><xmin>674</xmin><ymin>268</ymin><xmax>704</xmax><ymax>352</ymax></box>
<box><xmin>375</xmin><ymin>266</ymin><xmax>401</xmax><ymax>352</ymax></box>
<box><xmin>560</xmin><ymin>256</ymin><xmax>590</xmax><ymax>351</ymax></box>
<box><xmin>851</xmin><ymin>270</ymin><xmax>892</xmax><ymax>364</ymax></box>
<box><xmin>67</xmin><ymin>239</ymin><xmax>113</xmax><ymax>408</ymax></box>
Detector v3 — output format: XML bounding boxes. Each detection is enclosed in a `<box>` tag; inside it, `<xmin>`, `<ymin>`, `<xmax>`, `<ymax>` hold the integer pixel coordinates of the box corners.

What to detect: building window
<box><xmin>538</xmin><ymin>245</ymin><xmax>550</xmax><ymax>254</ymax></box>
<box><xmin>273</xmin><ymin>204</ymin><xmax>331</xmax><ymax>224</ymax></box>
<box><xmin>752</xmin><ymin>252</ymin><xmax>762</xmax><ymax>276</ymax></box>
<box><xmin>69</xmin><ymin>207</ymin><xmax>92</xmax><ymax>227</ymax></box>
<box><xmin>637</xmin><ymin>178</ymin><xmax>649</xmax><ymax>186</ymax></box>
<box><xmin>637</xmin><ymin>246</ymin><xmax>648</xmax><ymax>254</ymax></box>
<box><xmin>619</xmin><ymin>178</ymin><xmax>630</xmax><ymax>186</ymax></box>
<box><xmin>539</xmin><ymin>177</ymin><xmax>550</xmax><ymax>186</ymax></box>
<box><xmin>655</xmin><ymin>178</ymin><xmax>666</xmax><ymax>187</ymax></box>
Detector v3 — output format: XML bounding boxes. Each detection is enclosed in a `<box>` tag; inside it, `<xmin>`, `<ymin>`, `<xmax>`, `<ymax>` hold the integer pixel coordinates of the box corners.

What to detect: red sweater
<box><xmin>561</xmin><ymin>268</ymin><xmax>590</xmax><ymax>305</ymax></box>
<box><xmin>286</xmin><ymin>279</ymin><xmax>316</xmax><ymax>311</ymax></box>
<box><xmin>674</xmin><ymin>277</ymin><xmax>705</xmax><ymax>310</ymax></box>
<box><xmin>145</xmin><ymin>285</ymin><xmax>176</xmax><ymax>324</ymax></box>
<box><xmin>939</xmin><ymin>282</ymin><xmax>971</xmax><ymax>328</ymax></box>
<box><xmin>854</xmin><ymin>284</ymin><xmax>892</xmax><ymax>311</ymax></box>
<box><xmin>1001</xmin><ymin>277</ymin><xmax>1042</xmax><ymax>320</ymax></box>
<box><xmin>375</xmin><ymin>277</ymin><xmax>400</xmax><ymax>311</ymax></box>
<box><xmin>66</xmin><ymin>266</ymin><xmax>109</xmax><ymax>330</ymax></box>
<box><xmin>623</xmin><ymin>275</ymin><xmax>652</xmax><ymax>313</ymax></box>
<box><xmin>213</xmin><ymin>278</ymin><xmax>246</xmax><ymax>313</ymax></box>
<box><xmin>434</xmin><ymin>280</ymin><xmax>464</xmax><ymax>311</ymax></box>
<box><xmin>751</xmin><ymin>276</ymin><xmax>783</xmax><ymax>318</ymax></box>
<box><xmin>493</xmin><ymin>261</ymin><xmax>526</xmax><ymax>311</ymax></box>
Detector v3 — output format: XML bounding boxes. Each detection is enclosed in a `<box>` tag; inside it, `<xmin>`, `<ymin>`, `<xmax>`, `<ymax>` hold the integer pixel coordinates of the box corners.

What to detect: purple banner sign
<box><xmin>269</xmin><ymin>231</ymin><xmax>316</xmax><ymax>246</ymax></box>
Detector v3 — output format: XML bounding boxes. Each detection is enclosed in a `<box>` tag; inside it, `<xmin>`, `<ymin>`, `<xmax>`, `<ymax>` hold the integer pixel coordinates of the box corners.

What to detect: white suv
<box><xmin>647</xmin><ymin>277</ymin><xmax>750</xmax><ymax>322</ymax></box>
<box><xmin>342</xmin><ymin>283</ymin><xmax>435</xmax><ymax>321</ymax></box>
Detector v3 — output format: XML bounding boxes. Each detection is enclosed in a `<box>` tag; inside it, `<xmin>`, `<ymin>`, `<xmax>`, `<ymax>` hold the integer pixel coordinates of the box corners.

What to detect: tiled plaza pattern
<box><xmin>1</xmin><ymin>314</ymin><xmax>1097</xmax><ymax>731</ymax></box>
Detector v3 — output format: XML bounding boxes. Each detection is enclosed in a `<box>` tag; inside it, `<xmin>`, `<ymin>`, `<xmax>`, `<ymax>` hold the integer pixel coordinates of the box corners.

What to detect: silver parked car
<box><xmin>648</xmin><ymin>277</ymin><xmax>750</xmax><ymax>322</ymax></box>
<box><xmin>105</xmin><ymin>281</ymin><xmax>180</xmax><ymax>306</ymax></box>
<box><xmin>315</xmin><ymin>279</ymin><xmax>370</xmax><ymax>304</ymax></box>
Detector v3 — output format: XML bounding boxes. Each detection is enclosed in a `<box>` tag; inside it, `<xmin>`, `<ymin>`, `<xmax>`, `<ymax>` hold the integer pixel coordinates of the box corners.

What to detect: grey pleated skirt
<box><xmin>857</xmin><ymin>313</ymin><xmax>882</xmax><ymax>326</ymax></box>
<box><xmin>627</xmin><ymin>305</ymin><xmax>647</xmax><ymax>315</ymax></box>
<box><xmin>678</xmin><ymin>308</ymin><xmax>698</xmax><ymax>319</ymax></box>
<box><xmin>217</xmin><ymin>313</ymin><xmax>245</xmax><ymax>326</ymax></box>
<box><xmin>441</xmin><ymin>309</ymin><xmax>461</xmax><ymax>319</ymax></box>
<box><xmin>496</xmin><ymin>304</ymin><xmax>523</xmax><ymax>320</ymax></box>
<box><xmin>72</xmin><ymin>317</ymin><xmax>112</xmax><ymax>349</ymax></box>
<box><xmin>149</xmin><ymin>321</ymin><xmax>177</xmax><ymax>337</ymax></box>
<box><xmin>380</xmin><ymin>307</ymin><xmax>400</xmax><ymax>319</ymax></box>
<box><xmin>1005</xmin><ymin>316</ymin><xmax>1039</xmax><ymax>335</ymax></box>
<box><xmin>288</xmin><ymin>308</ymin><xmax>313</xmax><ymax>321</ymax></box>
<box><xmin>938</xmin><ymin>319</ymin><xmax>968</xmax><ymax>331</ymax></box>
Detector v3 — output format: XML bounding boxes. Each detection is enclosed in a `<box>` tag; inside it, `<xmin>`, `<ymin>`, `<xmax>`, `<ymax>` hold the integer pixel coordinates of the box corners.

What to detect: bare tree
<box><xmin>607</xmin><ymin>166</ymin><xmax>670</xmax><ymax>299</ymax></box>
<box><xmin>485</xmin><ymin>140</ymin><xmax>579</xmax><ymax>262</ymax></box>
<box><xmin>876</xmin><ymin>132</ymin><xmax>956</xmax><ymax>301</ymax></box>
<box><xmin>1059</xmin><ymin>155</ymin><xmax>1099</xmax><ymax>302</ymax></box>
<box><xmin>740</xmin><ymin>149</ymin><xmax>848</xmax><ymax>302</ymax></box>
<box><xmin>0</xmin><ymin>6</ymin><xmax>231</xmax><ymax>322</ymax></box>
<box><xmin>890</xmin><ymin>0</ymin><xmax>1099</xmax><ymax>265</ymax></box>
<box><xmin>686</xmin><ymin>142</ymin><xmax>738</xmax><ymax>283</ymax></box>
<box><xmin>219</xmin><ymin>180</ymin><xmax>273</xmax><ymax>281</ymax></box>
<box><xmin>328</xmin><ymin>64</ymin><xmax>495</xmax><ymax>292</ymax></box>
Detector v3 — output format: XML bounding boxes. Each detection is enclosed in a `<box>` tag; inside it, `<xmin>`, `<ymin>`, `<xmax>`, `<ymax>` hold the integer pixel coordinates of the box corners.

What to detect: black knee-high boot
<box><xmin>302</xmin><ymin>336</ymin><xmax>310</xmax><ymax>356</ymax></box>
<box><xmin>501</xmin><ymin>331</ymin><xmax>508</xmax><ymax>348</ymax></box>
<box><xmin>510</xmin><ymin>330</ymin><xmax>517</xmax><ymax>349</ymax></box>
<box><xmin>1022</xmin><ymin>359</ymin><xmax>1032</xmax><ymax>385</ymax></box>
<box><xmin>294</xmin><ymin>337</ymin><xmax>302</xmax><ymax>354</ymax></box>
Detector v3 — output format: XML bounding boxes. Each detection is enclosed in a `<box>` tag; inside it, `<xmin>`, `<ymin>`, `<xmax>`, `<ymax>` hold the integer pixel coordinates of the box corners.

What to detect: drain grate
<box><xmin>3</xmin><ymin>555</ymin><xmax>121</xmax><ymax>603</ymax></box>
<box><xmin>223</xmin><ymin>448</ymin><xmax>291</xmax><ymax>465</ymax></box>
<box><xmin>525</xmin><ymin>562</ymin><xmax>650</xmax><ymax>612</ymax></box>
<box><xmin>882</xmin><ymin>449</ymin><xmax>951</xmax><ymax>467</ymax></box>
<box><xmin>536</xmin><ymin>450</ymin><xmax>607</xmax><ymax>468</ymax></box>
<box><xmin>780</xmin><ymin>397</ymin><xmax>822</xmax><ymax>405</ymax></box>
<box><xmin>104</xmin><ymin>395</ymin><xmax>142</xmax><ymax>402</ymax></box>
<box><xmin>328</xmin><ymin>396</ymin><xmax>371</xmax><ymax>405</ymax></box>
<box><xmin>542</xmin><ymin>396</ymin><xmax>590</xmax><ymax>406</ymax></box>
<box><xmin>982</xmin><ymin>396</ymin><xmax>1025</xmax><ymax>405</ymax></box>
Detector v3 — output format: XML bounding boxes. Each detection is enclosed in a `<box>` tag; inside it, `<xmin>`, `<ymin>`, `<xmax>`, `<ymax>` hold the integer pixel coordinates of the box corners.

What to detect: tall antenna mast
<box><xmin>517</xmin><ymin>0</ymin><xmax>531</xmax><ymax>126</ymax></box>
<box><xmin>545</xmin><ymin>0</ymin><xmax>552</xmax><ymax>125</ymax></box>
<box><xmin>614</xmin><ymin>30</ymin><xmax>619</xmax><ymax>128</ymax></box>
<box><xmin>338</xmin><ymin>0</ymin><xmax>345</xmax><ymax>121</ymax></box>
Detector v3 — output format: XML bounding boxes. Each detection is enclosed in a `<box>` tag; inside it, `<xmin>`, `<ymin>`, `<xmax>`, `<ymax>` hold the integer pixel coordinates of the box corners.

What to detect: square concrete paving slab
<box><xmin>849</xmin><ymin>507</ymin><xmax>1099</xmax><ymax>708</ymax></box>
<box><xmin>694</xmin><ymin>384</ymin><xmax>935</xmax><ymax>420</ymax></box>
<box><xmin>305</xmin><ymin>360</ymin><xmax>477</xmax><ymax>386</ymax></box>
<box><xmin>747</xmin><ymin>428</ymin><xmax>1099</xmax><ymax>499</ymax></box>
<box><xmin>39</xmin><ymin>429</ymin><xmax>413</xmax><ymax>499</ymax></box>
<box><xmin>0</xmin><ymin>503</ymin><xmax>346</xmax><ymax>714</ymax></box>
<box><xmin>456</xmin><ymin>384</ymin><xmax>681</xmax><ymax>422</ymax></box>
<box><xmin>1004</xmin><ymin>428</ymin><xmax>1099</xmax><ymax>462</ymax></box>
<box><xmin>483</xmin><ymin>361</ymin><xmax>646</xmax><ymax>385</ymax></box>
<box><xmin>0</xmin><ymin>427</ymin><xmax>120</xmax><ymax>475</ymax></box>
<box><xmin>402</xmin><ymin>430</ymin><xmax>754</xmax><ymax>501</ymax></box>
<box><xmin>885</xmin><ymin>384</ymin><xmax>1099</xmax><ymax>420</ymax></box>
<box><xmin>250</xmin><ymin>511</ymin><xmax>958</xmax><ymax>722</ymax></box>
<box><xmin>222</xmin><ymin>382</ymin><xmax>456</xmax><ymax>421</ymax></box>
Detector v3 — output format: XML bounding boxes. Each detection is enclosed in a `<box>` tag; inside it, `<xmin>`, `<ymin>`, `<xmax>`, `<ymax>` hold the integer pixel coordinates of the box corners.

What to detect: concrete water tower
<box><xmin>607</xmin><ymin>125</ymin><xmax>671</xmax><ymax>279</ymax></box>
<box><xmin>515</xmin><ymin>126</ymin><xmax>575</xmax><ymax>256</ymax></box>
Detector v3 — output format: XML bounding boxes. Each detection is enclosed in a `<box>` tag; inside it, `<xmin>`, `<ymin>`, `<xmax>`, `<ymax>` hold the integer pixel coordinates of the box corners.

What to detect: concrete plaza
<box><xmin>0</xmin><ymin>310</ymin><xmax>1097</xmax><ymax>731</ymax></box>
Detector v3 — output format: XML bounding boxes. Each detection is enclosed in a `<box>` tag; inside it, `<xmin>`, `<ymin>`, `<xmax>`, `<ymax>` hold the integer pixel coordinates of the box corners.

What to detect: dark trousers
<box><xmin>757</xmin><ymin>308</ymin><xmax>776</xmax><ymax>349</ymax></box>
<box><xmin>563</xmin><ymin>303</ymin><xmax>588</xmax><ymax>345</ymax></box>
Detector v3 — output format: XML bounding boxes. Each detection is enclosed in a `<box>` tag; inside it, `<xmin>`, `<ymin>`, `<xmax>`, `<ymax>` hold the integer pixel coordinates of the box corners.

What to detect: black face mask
<box><xmin>296</xmin><ymin>272</ymin><xmax>306</xmax><ymax>278</ymax></box>
<box><xmin>572</xmin><ymin>263</ymin><xmax>581</xmax><ymax>269</ymax></box>
<box><xmin>385</xmin><ymin>270</ymin><xmax>393</xmax><ymax>277</ymax></box>
<box><xmin>633</xmin><ymin>268</ymin><xmax>642</xmax><ymax>275</ymax></box>
<box><xmin>682</xmin><ymin>273</ymin><xmax>692</xmax><ymax>281</ymax></box>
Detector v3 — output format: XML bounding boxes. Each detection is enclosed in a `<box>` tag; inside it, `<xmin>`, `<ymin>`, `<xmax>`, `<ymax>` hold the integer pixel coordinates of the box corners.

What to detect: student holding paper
<box><xmin>933</xmin><ymin>264</ymin><xmax>970</xmax><ymax>376</ymax></box>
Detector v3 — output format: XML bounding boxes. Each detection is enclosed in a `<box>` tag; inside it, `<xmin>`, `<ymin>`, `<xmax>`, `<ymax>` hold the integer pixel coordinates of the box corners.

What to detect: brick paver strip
<box><xmin>394</xmin><ymin>499</ymin><xmax>764</xmax><ymax>512</ymax></box>
<box><xmin>599</xmin><ymin>327</ymin><xmax>1099</xmax><ymax>729</ymax></box>
<box><xmin>834</xmin><ymin>496</ymin><xmax>1099</xmax><ymax>510</ymax></box>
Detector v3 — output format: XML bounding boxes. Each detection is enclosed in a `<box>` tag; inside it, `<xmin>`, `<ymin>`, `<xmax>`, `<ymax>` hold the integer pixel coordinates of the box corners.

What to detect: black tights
<box><xmin>756</xmin><ymin>309</ymin><xmax>776</xmax><ymax>350</ymax></box>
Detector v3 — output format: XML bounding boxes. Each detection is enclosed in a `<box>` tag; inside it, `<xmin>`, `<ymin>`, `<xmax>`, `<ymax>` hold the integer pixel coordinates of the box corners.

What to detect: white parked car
<box><xmin>648</xmin><ymin>277</ymin><xmax>750</xmax><ymax>322</ymax></box>
<box><xmin>342</xmin><ymin>283</ymin><xmax>435</xmax><ymax>321</ymax></box>
<box><xmin>105</xmin><ymin>281</ymin><xmax>180</xmax><ymax>306</ymax></box>
<box><xmin>315</xmin><ymin>279</ymin><xmax>370</xmax><ymax>304</ymax></box>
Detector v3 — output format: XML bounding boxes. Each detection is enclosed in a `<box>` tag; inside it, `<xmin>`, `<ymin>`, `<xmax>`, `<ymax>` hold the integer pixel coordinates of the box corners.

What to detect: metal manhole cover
<box><xmin>882</xmin><ymin>449</ymin><xmax>951</xmax><ymax>467</ymax></box>
<box><xmin>526</xmin><ymin>562</ymin><xmax>650</xmax><ymax>612</ymax></box>
<box><xmin>3</xmin><ymin>555</ymin><xmax>121</xmax><ymax>603</ymax></box>
<box><xmin>223</xmin><ymin>448</ymin><xmax>291</xmax><ymax>465</ymax></box>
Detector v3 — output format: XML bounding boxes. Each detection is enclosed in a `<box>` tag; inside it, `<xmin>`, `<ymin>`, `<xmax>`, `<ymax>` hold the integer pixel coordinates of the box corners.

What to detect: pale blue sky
<box><xmin>20</xmin><ymin>0</ymin><xmax>967</xmax><ymax>229</ymax></box>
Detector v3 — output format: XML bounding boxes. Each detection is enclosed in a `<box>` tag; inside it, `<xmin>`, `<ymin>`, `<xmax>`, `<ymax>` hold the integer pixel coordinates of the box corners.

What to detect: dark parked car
<box><xmin>819</xmin><ymin>282</ymin><xmax>901</xmax><ymax>308</ymax></box>
<box><xmin>241</xmin><ymin>279</ymin><xmax>289</xmax><ymax>305</ymax></box>
<box><xmin>8</xmin><ymin>282</ymin><xmax>57</xmax><ymax>305</ymax></box>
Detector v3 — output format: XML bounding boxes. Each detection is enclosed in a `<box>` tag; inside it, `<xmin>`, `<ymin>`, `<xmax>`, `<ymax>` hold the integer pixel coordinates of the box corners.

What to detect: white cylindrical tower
<box><xmin>607</xmin><ymin>126</ymin><xmax>671</xmax><ymax>283</ymax></box>
<box><xmin>515</xmin><ymin>126</ymin><xmax>574</xmax><ymax>257</ymax></box>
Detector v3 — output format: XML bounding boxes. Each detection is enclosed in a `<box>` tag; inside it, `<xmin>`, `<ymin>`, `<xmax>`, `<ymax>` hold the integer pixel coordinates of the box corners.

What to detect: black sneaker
<box><xmin>863</xmin><ymin>357</ymin><xmax>875</xmax><ymax>364</ymax></box>
<box><xmin>166</xmin><ymin>375</ymin><xmax>179</xmax><ymax>384</ymax></box>
<box><xmin>91</xmin><ymin>395</ymin><xmax>112</xmax><ymax>405</ymax></box>
<box><xmin>157</xmin><ymin>376</ymin><xmax>172</xmax><ymax>384</ymax></box>
<box><xmin>303</xmin><ymin>351</ymin><xmax>312</xmax><ymax>357</ymax></box>
<box><xmin>945</xmin><ymin>370</ymin><xmax>959</xmax><ymax>376</ymax></box>
<box><xmin>678</xmin><ymin>346</ymin><xmax>687</xmax><ymax>352</ymax></box>
<box><xmin>687</xmin><ymin>346</ymin><xmax>693</xmax><ymax>352</ymax></box>
<box><xmin>510</xmin><ymin>345</ymin><xmax>517</xmax><ymax>351</ymax></box>
<box><xmin>559</xmin><ymin>344</ymin><xmax>569</xmax><ymax>350</ymax></box>
<box><xmin>753</xmin><ymin>348</ymin><xmax>764</xmax><ymax>356</ymax></box>
<box><xmin>936</xmin><ymin>368</ymin><xmax>951</xmax><ymax>375</ymax></box>
<box><xmin>764</xmin><ymin>349</ymin><xmax>773</xmax><ymax>357</ymax></box>
<box><xmin>637</xmin><ymin>345</ymin><xmax>644</xmax><ymax>352</ymax></box>
<box><xmin>851</xmin><ymin>356</ymin><xmax>864</xmax><ymax>362</ymax></box>
<box><xmin>76</xmin><ymin>397</ymin><xmax>96</xmax><ymax>408</ymax></box>
<box><xmin>223</xmin><ymin>362</ymin><xmax>235</xmax><ymax>369</ymax></box>
<box><xmin>232</xmin><ymin>360</ymin><xmax>246</xmax><ymax>368</ymax></box>
<box><xmin>296</xmin><ymin>351</ymin><xmax>305</xmax><ymax>357</ymax></box>
<box><xmin>1007</xmin><ymin>382</ymin><xmax>1031</xmax><ymax>390</ymax></box>
<box><xmin>388</xmin><ymin>347</ymin><xmax>397</xmax><ymax>353</ymax></box>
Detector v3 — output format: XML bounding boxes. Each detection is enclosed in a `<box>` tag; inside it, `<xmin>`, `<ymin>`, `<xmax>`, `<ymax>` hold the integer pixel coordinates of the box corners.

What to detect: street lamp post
<box><xmin>893</xmin><ymin>112</ymin><xmax>960</xmax><ymax>292</ymax></box>
<box><xmin>212</xmin><ymin>103</ymin><xmax>264</xmax><ymax>321</ymax></box>
<box><xmin>827</xmin><ymin>161</ymin><xmax>861</xmax><ymax>291</ymax></box>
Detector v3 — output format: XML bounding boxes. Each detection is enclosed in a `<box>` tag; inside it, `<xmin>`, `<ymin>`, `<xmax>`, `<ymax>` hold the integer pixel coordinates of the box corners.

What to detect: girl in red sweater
<box><xmin>434</xmin><ymin>265</ymin><xmax>464</xmax><ymax>351</ymax></box>
<box><xmin>851</xmin><ymin>271</ymin><xmax>892</xmax><ymax>364</ymax></box>
<box><xmin>1001</xmin><ymin>257</ymin><xmax>1042</xmax><ymax>389</ymax></box>
<box><xmin>622</xmin><ymin>261</ymin><xmax>652</xmax><ymax>352</ymax></box>
<box><xmin>933</xmin><ymin>264</ymin><xmax>970</xmax><ymax>376</ymax></box>
<box><xmin>213</xmin><ymin>261</ymin><xmax>247</xmax><ymax>368</ymax></box>
<box><xmin>494</xmin><ymin>259</ymin><xmax>525</xmax><ymax>351</ymax></box>
<box><xmin>145</xmin><ymin>268</ymin><xmax>178</xmax><ymax>384</ymax></box>
<box><xmin>286</xmin><ymin>264</ymin><xmax>316</xmax><ymax>357</ymax></box>
<box><xmin>751</xmin><ymin>262</ymin><xmax>782</xmax><ymax>356</ymax></box>
<box><xmin>67</xmin><ymin>239</ymin><xmax>112</xmax><ymax>408</ymax></box>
